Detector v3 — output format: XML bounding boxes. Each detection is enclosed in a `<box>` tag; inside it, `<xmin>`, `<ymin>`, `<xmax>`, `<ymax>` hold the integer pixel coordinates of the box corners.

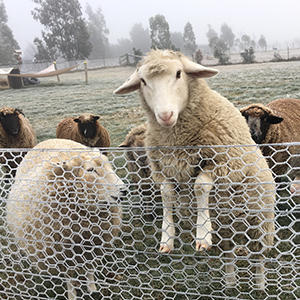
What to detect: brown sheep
<box><xmin>119</xmin><ymin>123</ymin><xmax>161</xmax><ymax>217</ymax></box>
<box><xmin>0</xmin><ymin>107</ymin><xmax>37</xmax><ymax>176</ymax></box>
<box><xmin>240</xmin><ymin>98</ymin><xmax>300</xmax><ymax>182</ymax></box>
<box><xmin>56</xmin><ymin>113</ymin><xmax>111</xmax><ymax>154</ymax></box>
<box><xmin>288</xmin><ymin>152</ymin><xmax>300</xmax><ymax>195</ymax></box>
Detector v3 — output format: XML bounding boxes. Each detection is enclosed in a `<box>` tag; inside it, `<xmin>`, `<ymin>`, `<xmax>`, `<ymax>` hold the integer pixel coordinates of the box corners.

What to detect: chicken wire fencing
<box><xmin>0</xmin><ymin>143</ymin><xmax>299</xmax><ymax>300</ymax></box>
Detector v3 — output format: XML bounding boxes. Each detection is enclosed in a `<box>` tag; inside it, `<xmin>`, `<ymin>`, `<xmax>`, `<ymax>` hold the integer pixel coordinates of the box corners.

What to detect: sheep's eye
<box><xmin>176</xmin><ymin>70</ymin><xmax>181</xmax><ymax>79</ymax></box>
<box><xmin>141</xmin><ymin>78</ymin><xmax>147</xmax><ymax>86</ymax></box>
<box><xmin>87</xmin><ymin>167</ymin><xmax>95</xmax><ymax>172</ymax></box>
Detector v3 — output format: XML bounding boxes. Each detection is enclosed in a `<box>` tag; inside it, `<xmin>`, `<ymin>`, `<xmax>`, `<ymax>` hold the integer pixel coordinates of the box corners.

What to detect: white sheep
<box><xmin>0</xmin><ymin>107</ymin><xmax>37</xmax><ymax>176</ymax></box>
<box><xmin>114</xmin><ymin>49</ymin><xmax>275</xmax><ymax>288</ymax></box>
<box><xmin>6</xmin><ymin>138</ymin><xmax>125</xmax><ymax>300</ymax></box>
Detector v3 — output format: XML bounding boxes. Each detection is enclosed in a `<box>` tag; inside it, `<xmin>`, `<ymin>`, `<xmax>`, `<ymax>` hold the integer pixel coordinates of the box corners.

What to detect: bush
<box><xmin>194</xmin><ymin>49</ymin><xmax>203</xmax><ymax>64</ymax></box>
<box><xmin>240</xmin><ymin>47</ymin><xmax>255</xmax><ymax>64</ymax></box>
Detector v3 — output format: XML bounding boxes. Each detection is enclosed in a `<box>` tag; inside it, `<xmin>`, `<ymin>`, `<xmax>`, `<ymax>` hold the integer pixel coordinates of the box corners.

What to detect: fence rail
<box><xmin>0</xmin><ymin>143</ymin><xmax>299</xmax><ymax>299</ymax></box>
<box><xmin>1</xmin><ymin>47</ymin><xmax>300</xmax><ymax>75</ymax></box>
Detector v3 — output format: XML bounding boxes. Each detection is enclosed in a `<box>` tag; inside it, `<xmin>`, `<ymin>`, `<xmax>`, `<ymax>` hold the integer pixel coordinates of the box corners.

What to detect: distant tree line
<box><xmin>0</xmin><ymin>0</ymin><xmax>20</xmax><ymax>65</ymax></box>
<box><xmin>0</xmin><ymin>0</ymin><xmax>296</xmax><ymax>66</ymax></box>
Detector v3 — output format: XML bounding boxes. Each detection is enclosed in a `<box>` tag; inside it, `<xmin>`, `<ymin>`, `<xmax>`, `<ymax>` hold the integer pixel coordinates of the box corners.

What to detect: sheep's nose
<box><xmin>158</xmin><ymin>111</ymin><xmax>174</xmax><ymax>122</ymax></box>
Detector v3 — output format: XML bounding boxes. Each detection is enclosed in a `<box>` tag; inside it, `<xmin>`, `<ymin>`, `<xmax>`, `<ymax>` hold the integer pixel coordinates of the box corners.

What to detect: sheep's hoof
<box><xmin>195</xmin><ymin>241</ymin><xmax>211</xmax><ymax>252</ymax></box>
<box><xmin>159</xmin><ymin>244</ymin><xmax>172</xmax><ymax>253</ymax></box>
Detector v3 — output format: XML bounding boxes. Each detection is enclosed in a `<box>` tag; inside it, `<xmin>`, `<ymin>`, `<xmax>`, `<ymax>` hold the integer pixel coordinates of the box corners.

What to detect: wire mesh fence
<box><xmin>0</xmin><ymin>143</ymin><xmax>299</xmax><ymax>300</ymax></box>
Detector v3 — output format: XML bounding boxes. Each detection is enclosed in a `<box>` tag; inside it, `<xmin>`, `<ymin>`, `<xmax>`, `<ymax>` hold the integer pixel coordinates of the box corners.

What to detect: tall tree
<box><xmin>258</xmin><ymin>35</ymin><xmax>267</xmax><ymax>51</ymax></box>
<box><xmin>241</xmin><ymin>34</ymin><xmax>252</xmax><ymax>50</ymax></box>
<box><xmin>86</xmin><ymin>4</ymin><xmax>109</xmax><ymax>59</ymax></box>
<box><xmin>170</xmin><ymin>31</ymin><xmax>184</xmax><ymax>51</ymax></box>
<box><xmin>206</xmin><ymin>25</ymin><xmax>218</xmax><ymax>44</ymax></box>
<box><xmin>183</xmin><ymin>22</ymin><xmax>197</xmax><ymax>56</ymax></box>
<box><xmin>220</xmin><ymin>23</ymin><xmax>235</xmax><ymax>50</ymax></box>
<box><xmin>130</xmin><ymin>23</ymin><xmax>151</xmax><ymax>53</ymax></box>
<box><xmin>149</xmin><ymin>14</ymin><xmax>174</xmax><ymax>50</ymax></box>
<box><xmin>32</xmin><ymin>0</ymin><xmax>92</xmax><ymax>60</ymax></box>
<box><xmin>0</xmin><ymin>0</ymin><xmax>20</xmax><ymax>65</ymax></box>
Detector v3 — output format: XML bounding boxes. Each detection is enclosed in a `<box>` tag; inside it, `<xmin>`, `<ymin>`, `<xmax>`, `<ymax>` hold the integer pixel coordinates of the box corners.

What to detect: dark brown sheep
<box><xmin>288</xmin><ymin>152</ymin><xmax>300</xmax><ymax>195</ymax></box>
<box><xmin>240</xmin><ymin>98</ymin><xmax>300</xmax><ymax>182</ymax></box>
<box><xmin>0</xmin><ymin>107</ymin><xmax>37</xmax><ymax>176</ymax></box>
<box><xmin>120</xmin><ymin>123</ymin><xmax>161</xmax><ymax>217</ymax></box>
<box><xmin>56</xmin><ymin>113</ymin><xmax>111</xmax><ymax>154</ymax></box>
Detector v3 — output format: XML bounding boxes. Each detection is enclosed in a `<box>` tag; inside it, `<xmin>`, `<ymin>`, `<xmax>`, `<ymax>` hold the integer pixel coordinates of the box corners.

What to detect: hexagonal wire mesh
<box><xmin>0</xmin><ymin>143</ymin><xmax>299</xmax><ymax>300</ymax></box>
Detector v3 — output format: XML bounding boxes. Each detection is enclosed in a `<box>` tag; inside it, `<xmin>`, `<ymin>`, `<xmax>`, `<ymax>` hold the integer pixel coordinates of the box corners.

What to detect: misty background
<box><xmin>1</xmin><ymin>0</ymin><xmax>300</xmax><ymax>65</ymax></box>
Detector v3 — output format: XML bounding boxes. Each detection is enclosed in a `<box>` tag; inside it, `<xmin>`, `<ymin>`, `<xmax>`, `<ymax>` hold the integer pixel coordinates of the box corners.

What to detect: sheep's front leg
<box><xmin>87</xmin><ymin>271</ymin><xmax>97</xmax><ymax>293</ymax></box>
<box><xmin>66</xmin><ymin>280</ymin><xmax>77</xmax><ymax>300</ymax></box>
<box><xmin>194</xmin><ymin>173</ymin><xmax>213</xmax><ymax>251</ymax></box>
<box><xmin>159</xmin><ymin>182</ymin><xmax>176</xmax><ymax>253</ymax></box>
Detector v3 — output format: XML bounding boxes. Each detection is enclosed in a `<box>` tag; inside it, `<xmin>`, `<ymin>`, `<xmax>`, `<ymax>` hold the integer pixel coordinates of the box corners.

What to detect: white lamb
<box><xmin>6</xmin><ymin>138</ymin><xmax>126</xmax><ymax>300</ymax></box>
<box><xmin>114</xmin><ymin>50</ymin><xmax>275</xmax><ymax>288</ymax></box>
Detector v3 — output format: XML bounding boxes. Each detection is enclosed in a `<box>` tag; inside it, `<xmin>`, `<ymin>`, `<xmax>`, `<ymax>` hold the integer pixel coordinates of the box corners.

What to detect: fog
<box><xmin>4</xmin><ymin>0</ymin><xmax>300</xmax><ymax>52</ymax></box>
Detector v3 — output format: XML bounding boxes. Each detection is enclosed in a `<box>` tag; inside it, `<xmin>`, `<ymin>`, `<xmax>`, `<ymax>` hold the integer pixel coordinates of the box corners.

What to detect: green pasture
<box><xmin>1</xmin><ymin>60</ymin><xmax>300</xmax><ymax>146</ymax></box>
<box><xmin>0</xmin><ymin>61</ymin><xmax>299</xmax><ymax>299</ymax></box>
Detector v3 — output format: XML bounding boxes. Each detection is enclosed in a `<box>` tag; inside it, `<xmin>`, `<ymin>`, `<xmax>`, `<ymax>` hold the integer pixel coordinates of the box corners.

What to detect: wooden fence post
<box><xmin>53</xmin><ymin>61</ymin><xmax>60</xmax><ymax>83</ymax></box>
<box><xmin>84</xmin><ymin>61</ymin><xmax>88</xmax><ymax>85</ymax></box>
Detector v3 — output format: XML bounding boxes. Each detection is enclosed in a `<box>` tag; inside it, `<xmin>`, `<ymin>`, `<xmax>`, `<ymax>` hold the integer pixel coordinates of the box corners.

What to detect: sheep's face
<box><xmin>114</xmin><ymin>50</ymin><xmax>218</xmax><ymax>128</ymax></box>
<box><xmin>138</xmin><ymin>61</ymin><xmax>189</xmax><ymax>127</ymax></box>
<box><xmin>74</xmin><ymin>116</ymin><xmax>99</xmax><ymax>139</ymax></box>
<box><xmin>241</xmin><ymin>108</ymin><xmax>283</xmax><ymax>144</ymax></box>
<box><xmin>50</xmin><ymin>151</ymin><xmax>126</xmax><ymax>207</ymax></box>
<box><xmin>0</xmin><ymin>109</ymin><xmax>23</xmax><ymax>136</ymax></box>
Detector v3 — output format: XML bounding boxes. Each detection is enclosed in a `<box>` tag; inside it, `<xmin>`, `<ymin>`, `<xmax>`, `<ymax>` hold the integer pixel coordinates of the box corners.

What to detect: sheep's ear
<box><xmin>15</xmin><ymin>108</ymin><xmax>24</xmax><ymax>116</ymax></box>
<box><xmin>113</xmin><ymin>70</ymin><xmax>140</xmax><ymax>94</ymax></box>
<box><xmin>93</xmin><ymin>116</ymin><xmax>100</xmax><ymax>121</ymax></box>
<box><xmin>268</xmin><ymin>115</ymin><xmax>284</xmax><ymax>124</ymax></box>
<box><xmin>180</xmin><ymin>56</ymin><xmax>219</xmax><ymax>78</ymax></box>
<box><xmin>119</xmin><ymin>141</ymin><xmax>129</xmax><ymax>147</ymax></box>
<box><xmin>52</xmin><ymin>161</ymin><xmax>74</xmax><ymax>179</ymax></box>
<box><xmin>240</xmin><ymin>108</ymin><xmax>249</xmax><ymax>118</ymax></box>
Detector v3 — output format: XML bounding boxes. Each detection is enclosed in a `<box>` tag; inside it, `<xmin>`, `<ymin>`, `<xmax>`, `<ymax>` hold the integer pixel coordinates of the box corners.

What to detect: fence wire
<box><xmin>0</xmin><ymin>143</ymin><xmax>299</xmax><ymax>300</ymax></box>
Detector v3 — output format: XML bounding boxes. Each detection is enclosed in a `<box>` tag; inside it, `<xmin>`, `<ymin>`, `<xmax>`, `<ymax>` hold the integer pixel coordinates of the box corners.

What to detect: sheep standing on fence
<box><xmin>0</xmin><ymin>107</ymin><xmax>36</xmax><ymax>177</ymax></box>
<box><xmin>56</xmin><ymin>113</ymin><xmax>111</xmax><ymax>154</ymax></box>
<box><xmin>240</xmin><ymin>98</ymin><xmax>300</xmax><ymax>182</ymax></box>
<box><xmin>6</xmin><ymin>138</ymin><xmax>126</xmax><ymax>300</ymax></box>
<box><xmin>114</xmin><ymin>49</ymin><xmax>275</xmax><ymax>288</ymax></box>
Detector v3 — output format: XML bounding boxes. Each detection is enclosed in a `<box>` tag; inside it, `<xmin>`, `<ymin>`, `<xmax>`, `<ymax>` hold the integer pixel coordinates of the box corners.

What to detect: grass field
<box><xmin>0</xmin><ymin>61</ymin><xmax>299</xmax><ymax>299</ymax></box>
<box><xmin>1</xmin><ymin>60</ymin><xmax>300</xmax><ymax>146</ymax></box>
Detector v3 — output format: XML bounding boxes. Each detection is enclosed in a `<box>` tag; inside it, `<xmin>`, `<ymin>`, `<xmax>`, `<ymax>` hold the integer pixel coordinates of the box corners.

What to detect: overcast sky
<box><xmin>4</xmin><ymin>0</ymin><xmax>300</xmax><ymax>52</ymax></box>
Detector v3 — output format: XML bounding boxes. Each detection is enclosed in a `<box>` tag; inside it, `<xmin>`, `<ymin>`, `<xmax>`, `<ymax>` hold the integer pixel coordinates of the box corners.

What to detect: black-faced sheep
<box><xmin>56</xmin><ymin>113</ymin><xmax>111</xmax><ymax>154</ymax></box>
<box><xmin>6</xmin><ymin>138</ymin><xmax>126</xmax><ymax>300</ymax></box>
<box><xmin>119</xmin><ymin>123</ymin><xmax>160</xmax><ymax>217</ymax></box>
<box><xmin>0</xmin><ymin>107</ymin><xmax>37</xmax><ymax>176</ymax></box>
<box><xmin>240</xmin><ymin>98</ymin><xmax>300</xmax><ymax>182</ymax></box>
<box><xmin>114</xmin><ymin>49</ymin><xmax>275</xmax><ymax>288</ymax></box>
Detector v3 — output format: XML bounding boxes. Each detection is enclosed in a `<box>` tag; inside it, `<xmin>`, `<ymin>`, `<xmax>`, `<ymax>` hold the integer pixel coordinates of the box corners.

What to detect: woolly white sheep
<box><xmin>0</xmin><ymin>107</ymin><xmax>37</xmax><ymax>176</ymax></box>
<box><xmin>240</xmin><ymin>98</ymin><xmax>300</xmax><ymax>182</ymax></box>
<box><xmin>56</xmin><ymin>113</ymin><xmax>111</xmax><ymax>154</ymax></box>
<box><xmin>114</xmin><ymin>49</ymin><xmax>275</xmax><ymax>288</ymax></box>
<box><xmin>6</xmin><ymin>138</ymin><xmax>126</xmax><ymax>300</ymax></box>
